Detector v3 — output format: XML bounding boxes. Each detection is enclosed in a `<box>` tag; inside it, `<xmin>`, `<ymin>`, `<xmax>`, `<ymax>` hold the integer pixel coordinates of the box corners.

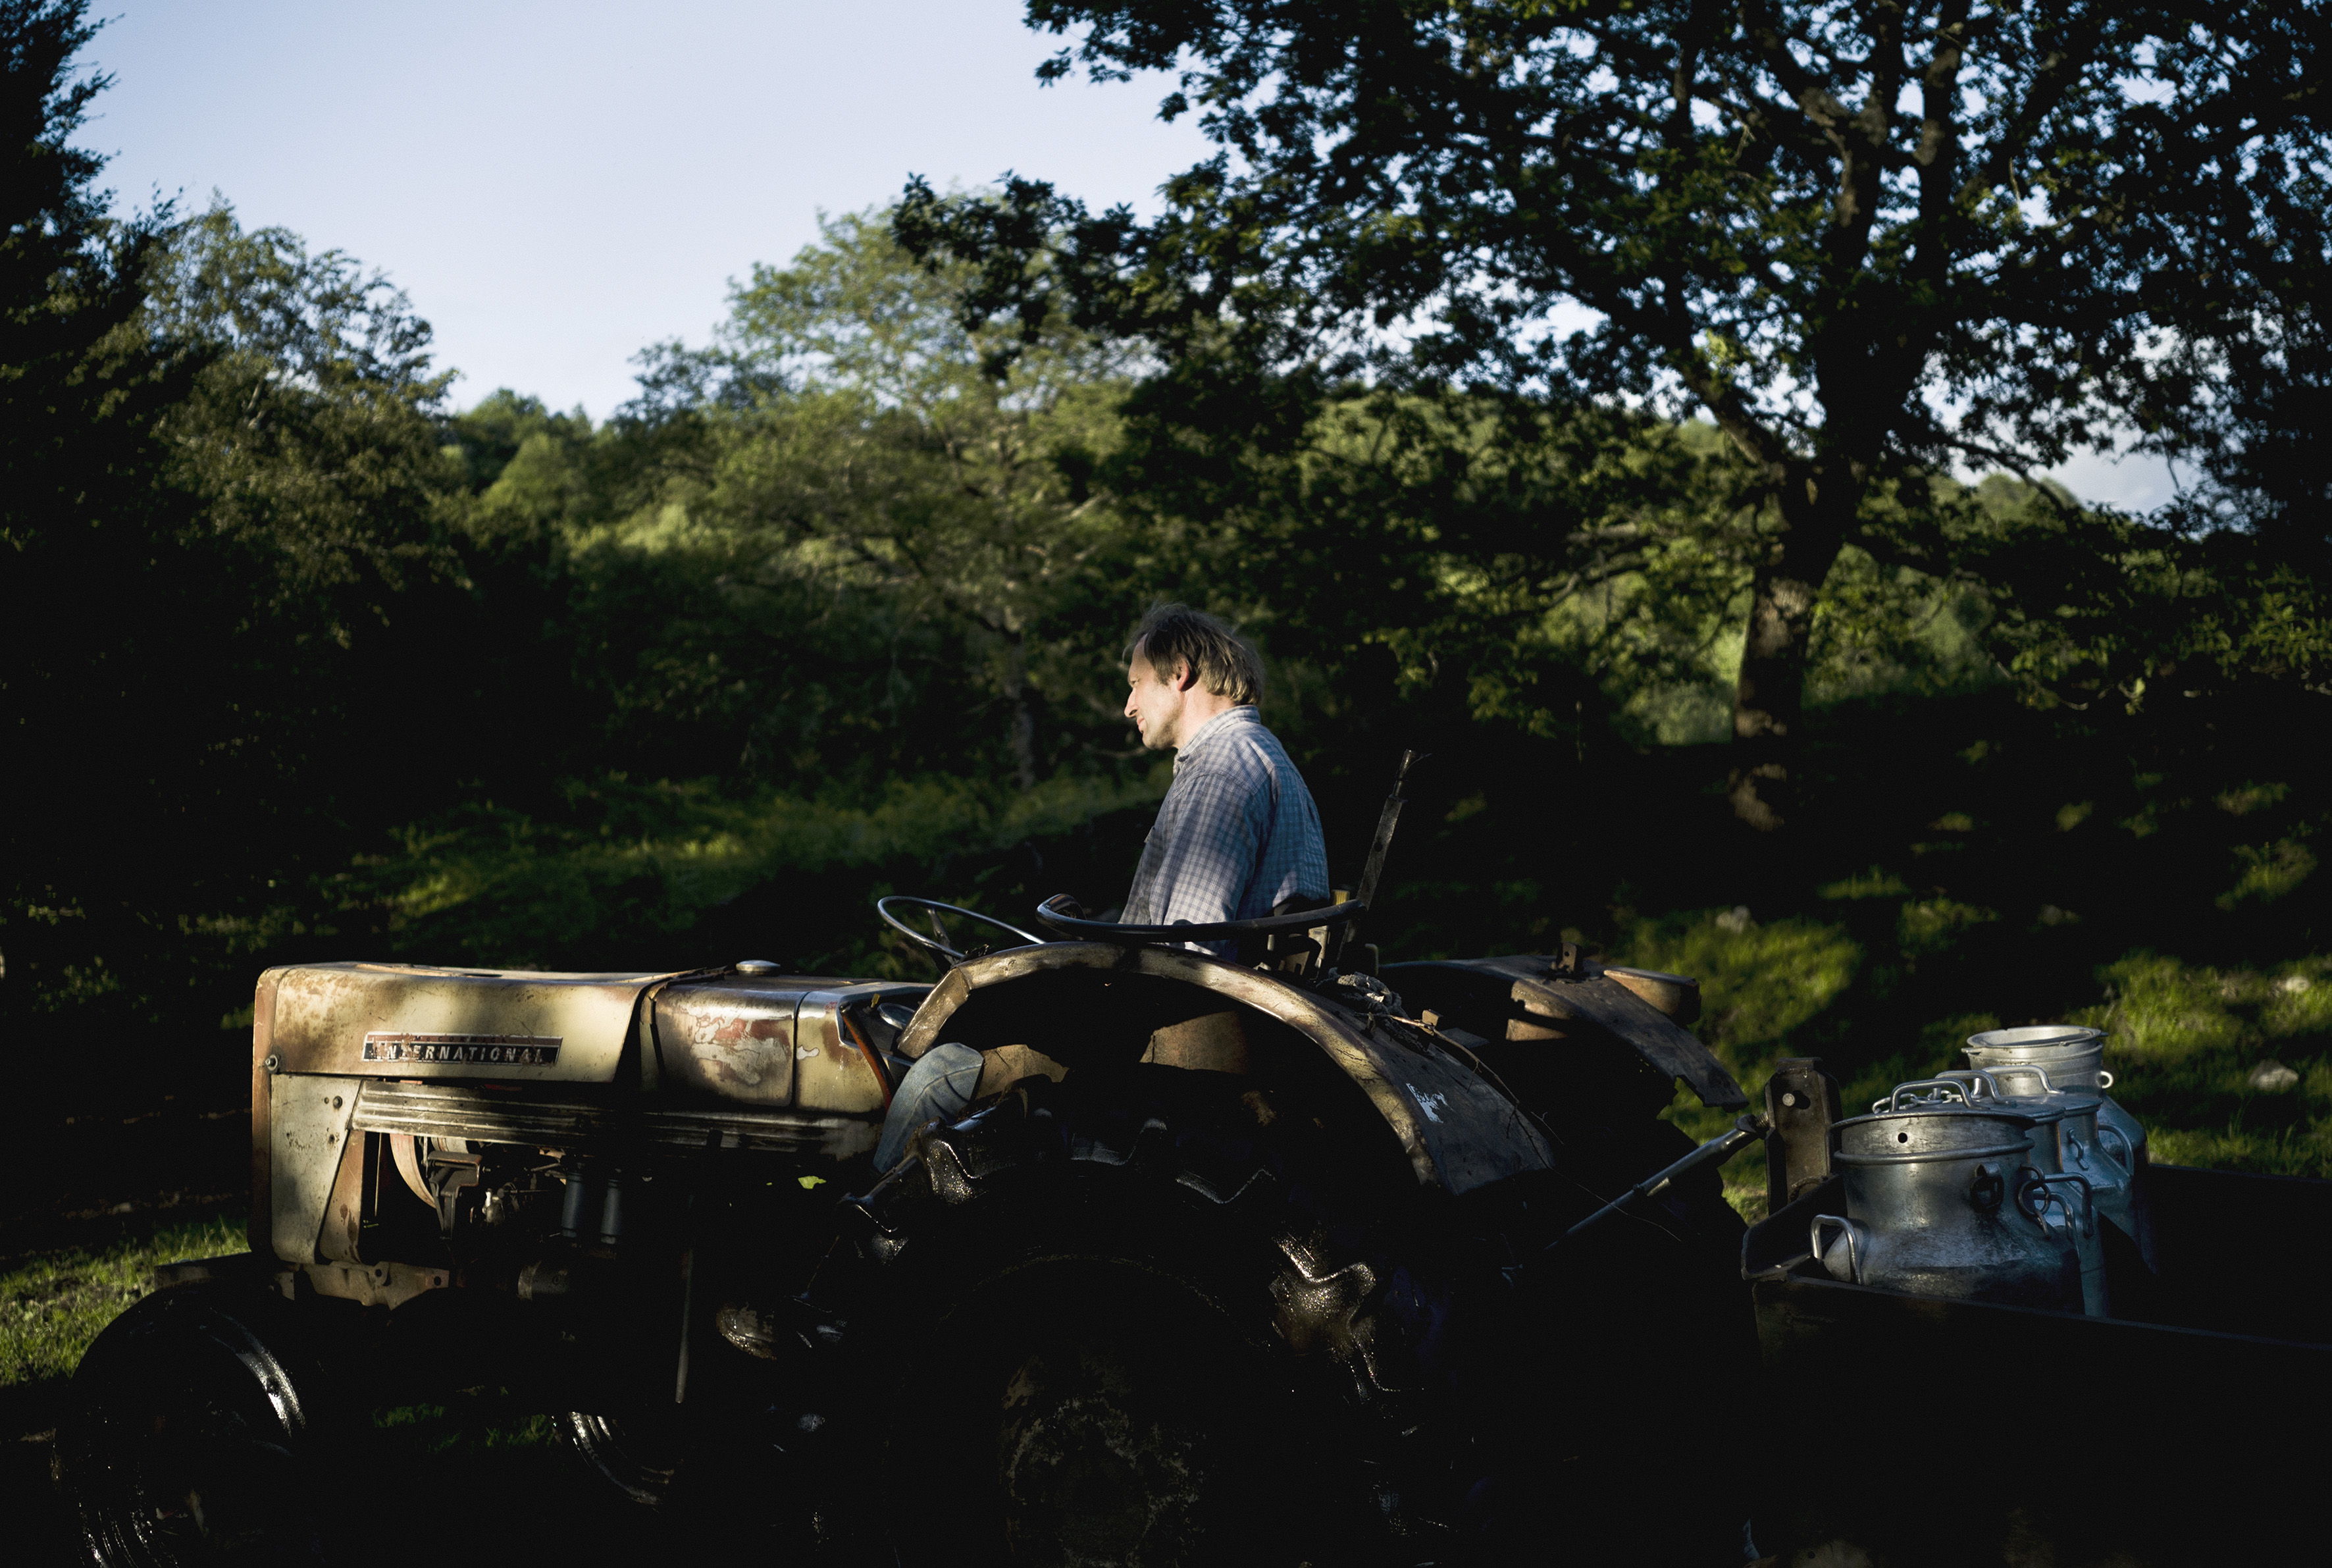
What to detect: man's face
<box><xmin>1124</xmin><ymin>645</ymin><xmax>1191</xmax><ymax>750</ymax></box>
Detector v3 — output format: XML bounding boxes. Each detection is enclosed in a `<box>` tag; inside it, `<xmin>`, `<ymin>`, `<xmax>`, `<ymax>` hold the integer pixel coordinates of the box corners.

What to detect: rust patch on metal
<box><xmin>794</xmin><ymin>993</ymin><xmax>891</xmax><ymax>1115</ymax></box>
<box><xmin>658</xmin><ymin>1000</ymin><xmax>796</xmax><ymax>1104</ymax></box>
<box><xmin>1141</xmin><ymin>1010</ymin><xmax>1253</xmax><ymax>1074</ymax></box>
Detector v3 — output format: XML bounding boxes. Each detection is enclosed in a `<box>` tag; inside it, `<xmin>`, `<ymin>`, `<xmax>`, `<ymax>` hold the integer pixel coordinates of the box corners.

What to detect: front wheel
<box><xmin>59</xmin><ymin>1282</ymin><xmax>338</xmax><ymax>1567</ymax></box>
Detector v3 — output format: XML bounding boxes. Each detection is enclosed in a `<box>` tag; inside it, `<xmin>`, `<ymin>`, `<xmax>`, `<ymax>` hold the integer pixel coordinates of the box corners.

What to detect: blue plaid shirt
<box><xmin>1122</xmin><ymin>706</ymin><xmax>1330</xmax><ymax>956</ymax></box>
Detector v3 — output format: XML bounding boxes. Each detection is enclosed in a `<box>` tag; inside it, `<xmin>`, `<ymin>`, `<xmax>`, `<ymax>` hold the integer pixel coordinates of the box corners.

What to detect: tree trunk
<box><xmin>1727</xmin><ymin>477</ymin><xmax>1853</xmax><ymax>831</ymax></box>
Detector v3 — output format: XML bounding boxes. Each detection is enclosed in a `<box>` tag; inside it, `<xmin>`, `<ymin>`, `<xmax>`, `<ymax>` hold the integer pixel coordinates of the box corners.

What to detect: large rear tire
<box><xmin>843</xmin><ymin>1070</ymin><xmax>1455</xmax><ymax>1567</ymax></box>
<box><xmin>845</xmin><ymin>1067</ymin><xmax>1755</xmax><ymax>1566</ymax></box>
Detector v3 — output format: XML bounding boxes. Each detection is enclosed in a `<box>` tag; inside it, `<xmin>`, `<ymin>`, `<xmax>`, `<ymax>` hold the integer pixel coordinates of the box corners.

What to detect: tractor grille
<box><xmin>350</xmin><ymin>1081</ymin><xmax>877</xmax><ymax>1159</ymax></box>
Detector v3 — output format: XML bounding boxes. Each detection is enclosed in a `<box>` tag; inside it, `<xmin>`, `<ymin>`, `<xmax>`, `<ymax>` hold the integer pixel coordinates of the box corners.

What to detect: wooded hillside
<box><xmin>5</xmin><ymin>0</ymin><xmax>2329</xmax><ymax>1185</ymax></box>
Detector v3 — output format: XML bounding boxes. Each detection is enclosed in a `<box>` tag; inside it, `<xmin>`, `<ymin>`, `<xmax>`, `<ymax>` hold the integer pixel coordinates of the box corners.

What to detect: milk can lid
<box><xmin>1966</xmin><ymin>1024</ymin><xmax>2104</xmax><ymax>1053</ymax></box>
<box><xmin>1832</xmin><ymin>1093</ymin><xmax>2040</xmax><ymax>1164</ymax></box>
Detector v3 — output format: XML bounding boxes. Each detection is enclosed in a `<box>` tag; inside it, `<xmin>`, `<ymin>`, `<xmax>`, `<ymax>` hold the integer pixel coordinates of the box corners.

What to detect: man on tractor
<box><xmin>873</xmin><ymin>603</ymin><xmax>1330</xmax><ymax>1168</ymax></box>
<box><xmin>1117</xmin><ymin>602</ymin><xmax>1332</xmax><ymax>948</ymax></box>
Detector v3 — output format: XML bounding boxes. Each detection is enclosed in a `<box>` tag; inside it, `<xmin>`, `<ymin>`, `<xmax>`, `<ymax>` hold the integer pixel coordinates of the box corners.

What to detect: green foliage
<box><xmin>150</xmin><ymin>205</ymin><xmax>461</xmax><ymax>615</ymax></box>
<box><xmin>3</xmin><ymin>2</ymin><xmax>194</xmax><ymax>1037</ymax></box>
<box><xmin>683</xmin><ymin>210</ymin><xmax>1151</xmax><ymax>789</ymax></box>
<box><xmin>424</xmin><ymin>212</ymin><xmax>1162</xmax><ymax>798</ymax></box>
<box><xmin>912</xmin><ymin>1</ymin><xmax>2332</xmax><ymax>827</ymax></box>
<box><xmin>4</xmin><ymin>196</ymin><xmax>477</xmax><ymax>1069</ymax></box>
<box><xmin>1963</xmin><ymin>477</ymin><xmax>2332</xmax><ymax>721</ymax></box>
<box><xmin>1013</xmin><ymin>0</ymin><xmax>2327</xmax><ymax>454</ymax></box>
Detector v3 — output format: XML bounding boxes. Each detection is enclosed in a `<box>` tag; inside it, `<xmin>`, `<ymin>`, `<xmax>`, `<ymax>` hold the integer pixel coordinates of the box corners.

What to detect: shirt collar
<box><xmin>1174</xmin><ymin>704</ymin><xmax>1257</xmax><ymax>761</ymax></box>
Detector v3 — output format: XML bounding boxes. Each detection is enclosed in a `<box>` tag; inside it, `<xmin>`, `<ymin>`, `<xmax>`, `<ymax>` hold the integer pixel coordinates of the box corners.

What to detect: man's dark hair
<box><xmin>1126</xmin><ymin>604</ymin><xmax>1264</xmax><ymax>705</ymax></box>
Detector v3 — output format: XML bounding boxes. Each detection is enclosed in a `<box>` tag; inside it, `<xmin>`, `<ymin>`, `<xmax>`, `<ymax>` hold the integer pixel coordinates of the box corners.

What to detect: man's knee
<box><xmin>873</xmin><ymin>1041</ymin><xmax>985</xmax><ymax>1171</ymax></box>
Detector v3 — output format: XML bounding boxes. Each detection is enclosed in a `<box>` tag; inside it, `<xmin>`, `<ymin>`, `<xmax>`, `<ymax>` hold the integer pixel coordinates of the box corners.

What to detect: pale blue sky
<box><xmin>78</xmin><ymin>1</ymin><xmax>1206</xmax><ymax>419</ymax></box>
<box><xmin>76</xmin><ymin>1</ymin><xmax>2172</xmax><ymax>508</ymax></box>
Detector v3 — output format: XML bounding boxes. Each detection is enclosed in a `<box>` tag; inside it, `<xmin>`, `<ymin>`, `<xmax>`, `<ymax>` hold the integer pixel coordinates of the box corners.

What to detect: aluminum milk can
<box><xmin>1815</xmin><ymin>1086</ymin><xmax>2083</xmax><ymax>1313</ymax></box>
<box><xmin>1965</xmin><ymin>1026</ymin><xmax>2156</xmax><ymax>1268</ymax></box>
<box><xmin>1936</xmin><ymin>1070</ymin><xmax>2110</xmax><ymax>1315</ymax></box>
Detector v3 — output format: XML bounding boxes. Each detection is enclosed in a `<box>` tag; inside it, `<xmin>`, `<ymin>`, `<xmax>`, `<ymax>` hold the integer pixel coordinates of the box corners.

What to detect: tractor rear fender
<box><xmin>891</xmin><ymin>941</ymin><xmax>1555</xmax><ymax>1197</ymax></box>
<box><xmin>1385</xmin><ymin>954</ymin><xmax>1748</xmax><ymax>1112</ymax></box>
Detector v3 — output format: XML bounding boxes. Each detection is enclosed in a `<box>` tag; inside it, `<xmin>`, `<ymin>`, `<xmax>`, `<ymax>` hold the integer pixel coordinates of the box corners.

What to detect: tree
<box><xmin>149</xmin><ymin>205</ymin><xmax>463</xmax><ymax>637</ymax></box>
<box><xmin>3</xmin><ymin>0</ymin><xmax>198</xmax><ymax>1039</ymax></box>
<box><xmin>616</xmin><ymin>211</ymin><xmax>1145</xmax><ymax>791</ymax></box>
<box><xmin>4</xmin><ymin>144</ymin><xmax>473</xmax><ymax>1047</ymax></box>
<box><xmin>901</xmin><ymin>0</ymin><xmax>2332</xmax><ymax>828</ymax></box>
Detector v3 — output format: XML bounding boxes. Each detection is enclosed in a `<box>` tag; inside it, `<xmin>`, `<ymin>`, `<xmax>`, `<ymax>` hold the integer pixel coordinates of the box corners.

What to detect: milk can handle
<box><xmin>2043</xmin><ymin>1172</ymin><xmax>2094</xmax><ymax>1222</ymax></box>
<box><xmin>2013</xmin><ymin>1165</ymin><xmax>2051</xmax><ymax>1218</ymax></box>
<box><xmin>2024</xmin><ymin>1172</ymin><xmax>2095</xmax><ymax>1236</ymax></box>
<box><xmin>1810</xmin><ymin>1214</ymin><xmax>1863</xmax><ymax>1284</ymax></box>
<box><xmin>2098</xmin><ymin>1069</ymin><xmax>2115</xmax><ymax>1089</ymax></box>
<box><xmin>1951</xmin><ymin>1068</ymin><xmax>2004</xmax><ymax>1099</ymax></box>
<box><xmin>1879</xmin><ymin>1078</ymin><xmax>1980</xmax><ymax>1113</ymax></box>
<box><xmin>2096</xmin><ymin>1124</ymin><xmax>2135</xmax><ymax>1170</ymax></box>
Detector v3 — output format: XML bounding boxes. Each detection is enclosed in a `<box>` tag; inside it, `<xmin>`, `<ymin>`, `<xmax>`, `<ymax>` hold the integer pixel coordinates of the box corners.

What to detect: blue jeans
<box><xmin>873</xmin><ymin>1042</ymin><xmax>985</xmax><ymax>1171</ymax></box>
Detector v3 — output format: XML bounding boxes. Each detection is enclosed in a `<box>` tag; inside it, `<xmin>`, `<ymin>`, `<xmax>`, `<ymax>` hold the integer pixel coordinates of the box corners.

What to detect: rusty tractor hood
<box><xmin>253</xmin><ymin>962</ymin><xmax>920</xmax><ymax>1111</ymax></box>
<box><xmin>257</xmin><ymin>963</ymin><xmax>676</xmax><ymax>1085</ymax></box>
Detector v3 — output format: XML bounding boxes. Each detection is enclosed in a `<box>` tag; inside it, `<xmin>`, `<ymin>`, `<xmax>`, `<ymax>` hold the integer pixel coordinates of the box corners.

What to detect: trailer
<box><xmin>1742</xmin><ymin>1110</ymin><xmax>2331</xmax><ymax>1563</ymax></box>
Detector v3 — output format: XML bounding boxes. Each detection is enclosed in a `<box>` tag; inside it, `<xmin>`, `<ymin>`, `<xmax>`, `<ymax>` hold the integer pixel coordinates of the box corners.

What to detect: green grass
<box><xmin>2087</xmin><ymin>951</ymin><xmax>2332</xmax><ymax>1175</ymax></box>
<box><xmin>1</xmin><ymin>1215</ymin><xmax>248</xmax><ymax>1392</ymax></box>
<box><xmin>374</xmin><ymin>1399</ymin><xmax>560</xmax><ymax>1453</ymax></box>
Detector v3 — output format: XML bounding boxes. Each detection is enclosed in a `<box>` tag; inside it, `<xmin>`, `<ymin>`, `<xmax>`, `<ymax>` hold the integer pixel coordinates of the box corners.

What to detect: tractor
<box><xmin>57</xmin><ymin>888</ymin><xmax>1757</xmax><ymax>1565</ymax></box>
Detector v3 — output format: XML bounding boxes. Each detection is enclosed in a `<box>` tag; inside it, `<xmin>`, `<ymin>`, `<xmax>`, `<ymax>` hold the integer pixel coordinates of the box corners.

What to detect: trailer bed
<box><xmin>1742</xmin><ymin>1163</ymin><xmax>2331</xmax><ymax>1561</ymax></box>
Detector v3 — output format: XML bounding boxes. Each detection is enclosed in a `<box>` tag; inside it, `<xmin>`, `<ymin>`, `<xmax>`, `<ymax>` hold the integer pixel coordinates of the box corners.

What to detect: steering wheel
<box><xmin>875</xmin><ymin>897</ymin><xmax>1049</xmax><ymax>967</ymax></box>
